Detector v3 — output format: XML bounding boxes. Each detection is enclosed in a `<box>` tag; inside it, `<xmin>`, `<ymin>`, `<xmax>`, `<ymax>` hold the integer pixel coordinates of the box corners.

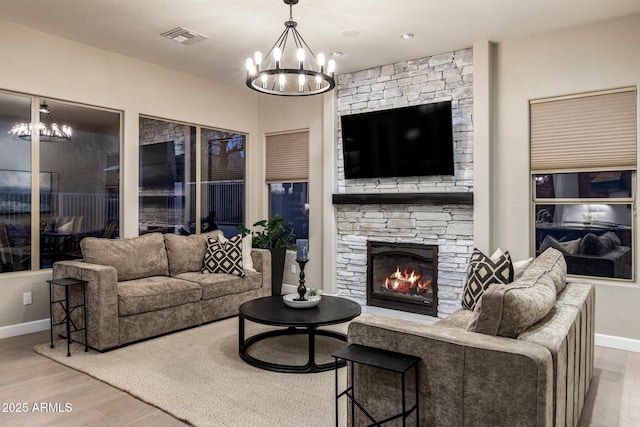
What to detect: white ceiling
<box><xmin>2</xmin><ymin>0</ymin><xmax>640</xmax><ymax>91</ymax></box>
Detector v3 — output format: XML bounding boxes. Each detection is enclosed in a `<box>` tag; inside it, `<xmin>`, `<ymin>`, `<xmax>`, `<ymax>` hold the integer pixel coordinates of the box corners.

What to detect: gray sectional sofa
<box><xmin>52</xmin><ymin>231</ymin><xmax>271</xmax><ymax>351</ymax></box>
<box><xmin>347</xmin><ymin>248</ymin><xmax>594</xmax><ymax>427</ymax></box>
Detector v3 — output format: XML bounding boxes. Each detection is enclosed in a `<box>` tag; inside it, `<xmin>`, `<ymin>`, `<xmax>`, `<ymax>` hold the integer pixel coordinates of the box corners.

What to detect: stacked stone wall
<box><xmin>335</xmin><ymin>48</ymin><xmax>474</xmax><ymax>317</ymax></box>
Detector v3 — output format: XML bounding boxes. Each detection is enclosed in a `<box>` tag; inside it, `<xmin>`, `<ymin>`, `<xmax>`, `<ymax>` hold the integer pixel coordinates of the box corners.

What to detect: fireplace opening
<box><xmin>367</xmin><ymin>241</ymin><xmax>438</xmax><ymax>316</ymax></box>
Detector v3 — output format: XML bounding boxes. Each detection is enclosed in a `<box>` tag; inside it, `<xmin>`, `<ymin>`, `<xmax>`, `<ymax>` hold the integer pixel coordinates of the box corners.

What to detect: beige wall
<box><xmin>487</xmin><ymin>13</ymin><xmax>640</xmax><ymax>340</ymax></box>
<box><xmin>0</xmin><ymin>20</ymin><xmax>261</xmax><ymax>330</ymax></box>
<box><xmin>255</xmin><ymin>94</ymin><xmax>331</xmax><ymax>292</ymax></box>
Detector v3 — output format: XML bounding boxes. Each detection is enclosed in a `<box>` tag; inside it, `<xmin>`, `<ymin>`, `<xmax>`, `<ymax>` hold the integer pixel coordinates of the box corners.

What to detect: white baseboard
<box><xmin>0</xmin><ymin>318</ymin><xmax>50</xmax><ymax>340</ymax></box>
<box><xmin>595</xmin><ymin>333</ymin><xmax>640</xmax><ymax>353</ymax></box>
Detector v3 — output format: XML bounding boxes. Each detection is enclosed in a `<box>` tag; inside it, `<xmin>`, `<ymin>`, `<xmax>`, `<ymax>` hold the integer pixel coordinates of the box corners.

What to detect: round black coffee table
<box><xmin>238</xmin><ymin>295</ymin><xmax>361</xmax><ymax>373</ymax></box>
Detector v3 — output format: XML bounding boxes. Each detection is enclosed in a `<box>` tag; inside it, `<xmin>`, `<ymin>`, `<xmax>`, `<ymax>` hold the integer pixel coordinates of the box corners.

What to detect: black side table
<box><xmin>48</xmin><ymin>278</ymin><xmax>88</xmax><ymax>356</ymax></box>
<box><xmin>332</xmin><ymin>343</ymin><xmax>420</xmax><ymax>426</ymax></box>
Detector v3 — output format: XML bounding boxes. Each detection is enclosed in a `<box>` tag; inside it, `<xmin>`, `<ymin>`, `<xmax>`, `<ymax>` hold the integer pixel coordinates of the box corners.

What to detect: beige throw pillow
<box><xmin>468</xmin><ymin>247</ymin><xmax>565</xmax><ymax>338</ymax></box>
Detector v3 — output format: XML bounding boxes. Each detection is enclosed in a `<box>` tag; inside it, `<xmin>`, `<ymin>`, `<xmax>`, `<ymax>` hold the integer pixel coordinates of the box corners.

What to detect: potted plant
<box><xmin>238</xmin><ymin>214</ymin><xmax>294</xmax><ymax>296</ymax></box>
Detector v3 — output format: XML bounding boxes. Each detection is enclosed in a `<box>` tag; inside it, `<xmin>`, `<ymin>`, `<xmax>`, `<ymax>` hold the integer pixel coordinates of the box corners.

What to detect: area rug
<box><xmin>35</xmin><ymin>317</ymin><xmax>348</xmax><ymax>427</ymax></box>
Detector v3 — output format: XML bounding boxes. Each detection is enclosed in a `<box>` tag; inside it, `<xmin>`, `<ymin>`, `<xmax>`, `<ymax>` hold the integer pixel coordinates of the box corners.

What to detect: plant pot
<box><xmin>269</xmin><ymin>247</ymin><xmax>287</xmax><ymax>296</ymax></box>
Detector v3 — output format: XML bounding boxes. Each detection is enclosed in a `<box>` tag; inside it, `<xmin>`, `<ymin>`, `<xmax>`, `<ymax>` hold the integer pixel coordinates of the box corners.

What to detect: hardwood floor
<box><xmin>0</xmin><ymin>330</ymin><xmax>186</xmax><ymax>427</ymax></box>
<box><xmin>1</xmin><ymin>330</ymin><xmax>639</xmax><ymax>426</ymax></box>
<box><xmin>578</xmin><ymin>345</ymin><xmax>640</xmax><ymax>427</ymax></box>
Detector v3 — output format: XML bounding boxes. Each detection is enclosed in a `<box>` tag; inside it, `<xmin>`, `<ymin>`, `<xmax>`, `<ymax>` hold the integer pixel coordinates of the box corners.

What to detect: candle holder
<box><xmin>294</xmin><ymin>259</ymin><xmax>308</xmax><ymax>301</ymax></box>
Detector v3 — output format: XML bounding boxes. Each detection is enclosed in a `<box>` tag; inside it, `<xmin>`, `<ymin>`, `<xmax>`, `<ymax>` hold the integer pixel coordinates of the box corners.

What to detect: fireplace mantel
<box><xmin>332</xmin><ymin>192</ymin><xmax>473</xmax><ymax>205</ymax></box>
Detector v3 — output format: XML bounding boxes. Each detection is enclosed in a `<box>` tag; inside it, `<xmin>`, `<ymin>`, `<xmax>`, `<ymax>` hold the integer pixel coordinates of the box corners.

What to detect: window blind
<box><xmin>265</xmin><ymin>131</ymin><xmax>309</xmax><ymax>183</ymax></box>
<box><xmin>530</xmin><ymin>88</ymin><xmax>637</xmax><ymax>172</ymax></box>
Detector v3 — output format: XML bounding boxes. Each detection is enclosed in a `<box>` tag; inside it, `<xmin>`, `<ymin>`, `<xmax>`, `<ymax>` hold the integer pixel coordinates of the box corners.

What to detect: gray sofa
<box><xmin>347</xmin><ymin>248</ymin><xmax>594</xmax><ymax>426</ymax></box>
<box><xmin>52</xmin><ymin>231</ymin><xmax>271</xmax><ymax>351</ymax></box>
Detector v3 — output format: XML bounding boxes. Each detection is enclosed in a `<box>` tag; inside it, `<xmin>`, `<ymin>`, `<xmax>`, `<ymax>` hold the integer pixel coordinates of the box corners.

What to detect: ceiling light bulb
<box><xmin>254</xmin><ymin>51</ymin><xmax>262</xmax><ymax>66</ymax></box>
<box><xmin>261</xmin><ymin>73</ymin><xmax>268</xmax><ymax>89</ymax></box>
<box><xmin>274</xmin><ymin>47</ymin><xmax>282</xmax><ymax>62</ymax></box>
<box><xmin>298</xmin><ymin>74</ymin><xmax>305</xmax><ymax>91</ymax></box>
<box><xmin>400</xmin><ymin>32</ymin><xmax>415</xmax><ymax>39</ymax></box>
<box><xmin>327</xmin><ymin>59</ymin><xmax>336</xmax><ymax>74</ymax></box>
<box><xmin>245</xmin><ymin>58</ymin><xmax>254</xmax><ymax>72</ymax></box>
<box><xmin>317</xmin><ymin>53</ymin><xmax>325</xmax><ymax>70</ymax></box>
<box><xmin>279</xmin><ymin>74</ymin><xmax>286</xmax><ymax>91</ymax></box>
<box><xmin>315</xmin><ymin>75</ymin><xmax>322</xmax><ymax>89</ymax></box>
<box><xmin>297</xmin><ymin>48</ymin><xmax>305</xmax><ymax>63</ymax></box>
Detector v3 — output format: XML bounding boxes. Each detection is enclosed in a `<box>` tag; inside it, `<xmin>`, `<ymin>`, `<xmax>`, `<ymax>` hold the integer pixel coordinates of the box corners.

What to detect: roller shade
<box><xmin>265</xmin><ymin>131</ymin><xmax>309</xmax><ymax>183</ymax></box>
<box><xmin>530</xmin><ymin>88</ymin><xmax>637</xmax><ymax>172</ymax></box>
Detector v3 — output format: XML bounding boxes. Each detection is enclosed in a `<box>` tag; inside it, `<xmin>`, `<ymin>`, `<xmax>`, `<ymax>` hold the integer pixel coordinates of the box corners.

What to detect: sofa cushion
<box><xmin>176</xmin><ymin>269</ymin><xmax>263</xmax><ymax>299</ymax></box>
<box><xmin>540</xmin><ymin>235</ymin><xmax>580</xmax><ymax>255</ymax></box>
<box><xmin>434</xmin><ymin>309</ymin><xmax>475</xmax><ymax>329</ymax></box>
<box><xmin>202</xmin><ymin>234</ymin><xmax>244</xmax><ymax>276</ymax></box>
<box><xmin>580</xmin><ymin>232</ymin><xmax>620</xmax><ymax>255</ymax></box>
<box><xmin>462</xmin><ymin>248</ymin><xmax>513</xmax><ymax>310</ymax></box>
<box><xmin>81</xmin><ymin>232</ymin><xmax>169</xmax><ymax>281</ymax></box>
<box><xmin>117</xmin><ymin>276</ymin><xmax>202</xmax><ymax>316</ymax></box>
<box><xmin>468</xmin><ymin>248</ymin><xmax>565</xmax><ymax>338</ymax></box>
<box><xmin>164</xmin><ymin>230</ymin><xmax>225</xmax><ymax>275</ymax></box>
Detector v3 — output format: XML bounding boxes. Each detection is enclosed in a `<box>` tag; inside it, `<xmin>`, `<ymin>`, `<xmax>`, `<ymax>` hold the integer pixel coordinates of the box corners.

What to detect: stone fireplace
<box><xmin>367</xmin><ymin>241</ymin><xmax>438</xmax><ymax>316</ymax></box>
<box><xmin>333</xmin><ymin>194</ymin><xmax>473</xmax><ymax>318</ymax></box>
<box><xmin>333</xmin><ymin>47</ymin><xmax>474</xmax><ymax>318</ymax></box>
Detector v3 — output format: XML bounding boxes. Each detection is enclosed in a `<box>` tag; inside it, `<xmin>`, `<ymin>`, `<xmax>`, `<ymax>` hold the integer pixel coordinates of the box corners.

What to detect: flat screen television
<box><xmin>139</xmin><ymin>141</ymin><xmax>178</xmax><ymax>189</ymax></box>
<box><xmin>340</xmin><ymin>101</ymin><xmax>454</xmax><ymax>179</ymax></box>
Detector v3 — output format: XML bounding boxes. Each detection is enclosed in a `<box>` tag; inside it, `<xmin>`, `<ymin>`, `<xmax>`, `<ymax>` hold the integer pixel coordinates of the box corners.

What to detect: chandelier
<box><xmin>9</xmin><ymin>101</ymin><xmax>72</xmax><ymax>143</ymax></box>
<box><xmin>245</xmin><ymin>0</ymin><xmax>335</xmax><ymax>96</ymax></box>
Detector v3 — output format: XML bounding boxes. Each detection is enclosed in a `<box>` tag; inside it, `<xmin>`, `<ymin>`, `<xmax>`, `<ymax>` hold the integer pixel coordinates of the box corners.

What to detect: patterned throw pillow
<box><xmin>462</xmin><ymin>248</ymin><xmax>514</xmax><ymax>310</ymax></box>
<box><xmin>201</xmin><ymin>234</ymin><xmax>245</xmax><ymax>277</ymax></box>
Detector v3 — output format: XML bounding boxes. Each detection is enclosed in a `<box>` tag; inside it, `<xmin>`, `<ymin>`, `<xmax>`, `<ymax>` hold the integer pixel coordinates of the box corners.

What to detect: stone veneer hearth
<box><xmin>334</xmin><ymin>48</ymin><xmax>474</xmax><ymax>318</ymax></box>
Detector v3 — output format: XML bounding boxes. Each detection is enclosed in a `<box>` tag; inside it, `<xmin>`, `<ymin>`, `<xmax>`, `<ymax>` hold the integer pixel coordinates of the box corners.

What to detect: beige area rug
<box><xmin>35</xmin><ymin>317</ymin><xmax>348</xmax><ymax>427</ymax></box>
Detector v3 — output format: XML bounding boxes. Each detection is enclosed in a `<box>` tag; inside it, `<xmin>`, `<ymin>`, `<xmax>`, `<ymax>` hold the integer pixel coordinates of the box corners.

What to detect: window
<box><xmin>265</xmin><ymin>131</ymin><xmax>309</xmax><ymax>242</ymax></box>
<box><xmin>0</xmin><ymin>92</ymin><xmax>32</xmax><ymax>272</ymax></box>
<box><xmin>139</xmin><ymin>117</ymin><xmax>246</xmax><ymax>237</ymax></box>
<box><xmin>0</xmin><ymin>92</ymin><xmax>121</xmax><ymax>272</ymax></box>
<box><xmin>201</xmin><ymin>128</ymin><xmax>245</xmax><ymax>237</ymax></box>
<box><xmin>530</xmin><ymin>88</ymin><xmax>637</xmax><ymax>280</ymax></box>
<box><xmin>139</xmin><ymin>117</ymin><xmax>196</xmax><ymax>235</ymax></box>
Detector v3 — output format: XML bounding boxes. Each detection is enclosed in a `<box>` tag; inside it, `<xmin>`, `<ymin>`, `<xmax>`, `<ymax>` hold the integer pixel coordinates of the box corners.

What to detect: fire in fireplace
<box><xmin>367</xmin><ymin>241</ymin><xmax>438</xmax><ymax>316</ymax></box>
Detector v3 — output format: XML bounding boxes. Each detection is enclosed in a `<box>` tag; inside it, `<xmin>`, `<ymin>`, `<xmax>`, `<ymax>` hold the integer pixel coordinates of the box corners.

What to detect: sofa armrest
<box><xmin>250</xmin><ymin>248</ymin><xmax>271</xmax><ymax>295</ymax></box>
<box><xmin>53</xmin><ymin>260</ymin><xmax>119</xmax><ymax>351</ymax></box>
<box><xmin>348</xmin><ymin>314</ymin><xmax>553</xmax><ymax>426</ymax></box>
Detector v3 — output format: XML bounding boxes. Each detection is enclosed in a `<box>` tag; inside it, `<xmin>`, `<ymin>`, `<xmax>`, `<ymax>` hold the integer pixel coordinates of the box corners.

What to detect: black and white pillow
<box><xmin>201</xmin><ymin>234</ymin><xmax>245</xmax><ymax>277</ymax></box>
<box><xmin>462</xmin><ymin>248</ymin><xmax>513</xmax><ymax>310</ymax></box>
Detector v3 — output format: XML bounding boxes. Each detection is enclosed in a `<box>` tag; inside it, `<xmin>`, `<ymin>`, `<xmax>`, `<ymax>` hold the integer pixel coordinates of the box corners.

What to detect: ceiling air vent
<box><xmin>161</xmin><ymin>27</ymin><xmax>209</xmax><ymax>45</ymax></box>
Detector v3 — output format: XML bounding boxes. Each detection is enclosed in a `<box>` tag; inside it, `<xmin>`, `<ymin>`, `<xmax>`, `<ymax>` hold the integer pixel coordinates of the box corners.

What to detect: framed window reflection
<box><xmin>200</xmin><ymin>130</ymin><xmax>245</xmax><ymax>237</ymax></box>
<box><xmin>269</xmin><ymin>182</ymin><xmax>309</xmax><ymax>243</ymax></box>
<box><xmin>534</xmin><ymin>170</ymin><xmax>634</xmax><ymax>280</ymax></box>
<box><xmin>535</xmin><ymin>171</ymin><xmax>632</xmax><ymax>199</ymax></box>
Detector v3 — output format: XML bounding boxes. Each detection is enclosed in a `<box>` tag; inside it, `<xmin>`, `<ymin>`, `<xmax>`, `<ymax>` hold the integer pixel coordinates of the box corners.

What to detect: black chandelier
<box><xmin>245</xmin><ymin>0</ymin><xmax>335</xmax><ymax>96</ymax></box>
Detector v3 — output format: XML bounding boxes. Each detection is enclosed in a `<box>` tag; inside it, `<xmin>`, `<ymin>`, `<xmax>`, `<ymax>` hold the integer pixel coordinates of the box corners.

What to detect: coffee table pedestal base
<box><xmin>239</xmin><ymin>318</ymin><xmax>347</xmax><ymax>373</ymax></box>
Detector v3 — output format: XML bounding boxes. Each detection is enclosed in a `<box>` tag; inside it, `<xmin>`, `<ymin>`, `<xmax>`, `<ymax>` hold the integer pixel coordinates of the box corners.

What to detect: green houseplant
<box><xmin>238</xmin><ymin>215</ymin><xmax>294</xmax><ymax>296</ymax></box>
